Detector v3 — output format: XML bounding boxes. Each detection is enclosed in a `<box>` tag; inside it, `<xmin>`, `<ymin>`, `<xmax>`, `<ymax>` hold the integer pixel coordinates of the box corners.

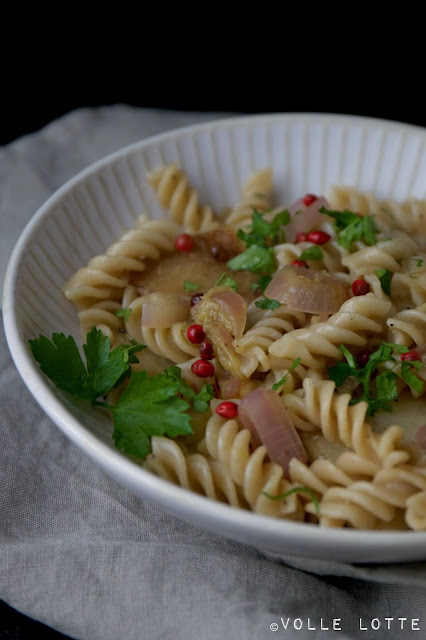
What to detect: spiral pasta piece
<box><xmin>121</xmin><ymin>287</ymin><xmax>198</xmax><ymax>363</ymax></box>
<box><xmin>146</xmin><ymin>163</ymin><xmax>216</xmax><ymax>232</ymax></box>
<box><xmin>341</xmin><ymin>231</ymin><xmax>419</xmax><ymax>277</ymax></box>
<box><xmin>391</xmin><ymin>258</ymin><xmax>426</xmax><ymax>307</ymax></box>
<box><xmin>289</xmin><ymin>451</ymin><xmax>381</xmax><ymax>497</ymax></box>
<box><xmin>77</xmin><ymin>300</ymin><xmax>126</xmax><ymax>347</ymax></box>
<box><xmin>314</xmin><ymin>462</ymin><xmax>426</xmax><ymax>528</ymax></box>
<box><xmin>386</xmin><ymin>304</ymin><xmax>426</xmax><ymax>347</ymax></box>
<box><xmin>314</xmin><ymin>482</ymin><xmax>400</xmax><ymax>529</ymax></box>
<box><xmin>269</xmin><ymin>293</ymin><xmax>392</xmax><ymax>368</ymax></box>
<box><xmin>63</xmin><ymin>217</ymin><xmax>179</xmax><ymax>311</ymax></box>
<box><xmin>145</xmin><ymin>436</ymin><xmax>244</xmax><ymax>507</ymax></box>
<box><xmin>202</xmin><ymin>414</ymin><xmax>304</xmax><ymax>519</ymax></box>
<box><xmin>233</xmin><ymin>303</ymin><xmax>306</xmax><ymax>375</ymax></box>
<box><xmin>128</xmin><ymin>306</ymin><xmax>198</xmax><ymax>364</ymax></box>
<box><xmin>283</xmin><ymin>378</ymin><xmax>411</xmax><ymax>467</ymax></box>
<box><xmin>406</xmin><ymin>491</ymin><xmax>426</xmax><ymax>530</ymax></box>
<box><xmin>224</xmin><ymin>168</ymin><xmax>273</xmax><ymax>229</ymax></box>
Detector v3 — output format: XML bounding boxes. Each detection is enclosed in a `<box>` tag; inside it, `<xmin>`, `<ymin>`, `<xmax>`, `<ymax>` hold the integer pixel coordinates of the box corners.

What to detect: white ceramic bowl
<box><xmin>4</xmin><ymin>113</ymin><xmax>426</xmax><ymax>563</ymax></box>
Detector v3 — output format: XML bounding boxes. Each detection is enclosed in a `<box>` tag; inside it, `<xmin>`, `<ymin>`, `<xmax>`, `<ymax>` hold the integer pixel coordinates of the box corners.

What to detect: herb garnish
<box><xmin>262</xmin><ymin>486</ymin><xmax>320</xmax><ymax>514</ymax></box>
<box><xmin>328</xmin><ymin>342</ymin><xmax>424</xmax><ymax>415</ymax></box>
<box><xmin>236</xmin><ymin>209</ymin><xmax>290</xmax><ymax>247</ymax></box>
<box><xmin>320</xmin><ymin>207</ymin><xmax>378</xmax><ymax>251</ymax></box>
<box><xmin>29</xmin><ymin>327</ymin><xmax>145</xmax><ymax>402</ymax></box>
<box><xmin>115</xmin><ymin>308</ymin><xmax>131</xmax><ymax>321</ymax></box>
<box><xmin>298</xmin><ymin>246</ymin><xmax>324</xmax><ymax>262</ymax></box>
<box><xmin>250</xmin><ymin>275</ymin><xmax>272</xmax><ymax>293</ymax></box>
<box><xmin>227</xmin><ymin>244</ymin><xmax>276</xmax><ymax>275</ymax></box>
<box><xmin>184</xmin><ymin>280</ymin><xmax>200</xmax><ymax>292</ymax></box>
<box><xmin>255</xmin><ymin>297</ymin><xmax>281</xmax><ymax>310</ymax></box>
<box><xmin>227</xmin><ymin>209</ymin><xmax>290</xmax><ymax>277</ymax></box>
<box><xmin>272</xmin><ymin>358</ymin><xmax>302</xmax><ymax>390</ymax></box>
<box><xmin>215</xmin><ymin>272</ymin><xmax>238</xmax><ymax>291</ymax></box>
<box><xmin>375</xmin><ymin>268</ymin><xmax>392</xmax><ymax>296</ymax></box>
<box><xmin>29</xmin><ymin>329</ymin><xmax>215</xmax><ymax>459</ymax></box>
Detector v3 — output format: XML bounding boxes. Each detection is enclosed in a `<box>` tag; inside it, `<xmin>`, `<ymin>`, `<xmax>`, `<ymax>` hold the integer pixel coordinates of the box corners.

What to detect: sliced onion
<box><xmin>192</xmin><ymin>286</ymin><xmax>248</xmax><ymax>378</ymax></box>
<box><xmin>285</xmin><ymin>195</ymin><xmax>331</xmax><ymax>243</ymax></box>
<box><xmin>264</xmin><ymin>264</ymin><xmax>349</xmax><ymax>314</ymax></box>
<box><xmin>415</xmin><ymin>424</ymin><xmax>426</xmax><ymax>449</ymax></box>
<box><xmin>238</xmin><ymin>387</ymin><xmax>307</xmax><ymax>477</ymax></box>
<box><xmin>141</xmin><ymin>293</ymin><xmax>190</xmax><ymax>328</ymax></box>
<box><xmin>194</xmin><ymin>287</ymin><xmax>247</xmax><ymax>339</ymax></box>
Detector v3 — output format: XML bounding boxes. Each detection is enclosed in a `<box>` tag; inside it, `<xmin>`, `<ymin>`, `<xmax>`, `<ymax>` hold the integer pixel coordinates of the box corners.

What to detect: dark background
<box><xmin>2</xmin><ymin>46</ymin><xmax>426</xmax><ymax>146</ymax></box>
<box><xmin>2</xmin><ymin>89</ymin><xmax>426</xmax><ymax>146</ymax></box>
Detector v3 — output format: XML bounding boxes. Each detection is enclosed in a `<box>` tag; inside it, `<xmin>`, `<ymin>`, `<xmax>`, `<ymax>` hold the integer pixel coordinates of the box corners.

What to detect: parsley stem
<box><xmin>262</xmin><ymin>486</ymin><xmax>320</xmax><ymax>514</ymax></box>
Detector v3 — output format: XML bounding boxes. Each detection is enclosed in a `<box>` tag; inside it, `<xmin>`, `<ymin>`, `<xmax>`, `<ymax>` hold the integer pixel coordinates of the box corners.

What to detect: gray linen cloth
<box><xmin>1</xmin><ymin>106</ymin><xmax>426</xmax><ymax>640</ymax></box>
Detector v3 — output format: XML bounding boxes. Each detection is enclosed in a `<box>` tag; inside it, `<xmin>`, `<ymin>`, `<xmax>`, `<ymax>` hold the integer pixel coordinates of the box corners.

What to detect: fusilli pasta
<box><xmin>62</xmin><ymin>165</ymin><xmax>426</xmax><ymax>531</ymax></box>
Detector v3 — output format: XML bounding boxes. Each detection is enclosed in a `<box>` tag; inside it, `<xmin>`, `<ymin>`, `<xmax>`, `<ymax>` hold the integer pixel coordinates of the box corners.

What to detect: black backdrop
<box><xmin>2</xmin><ymin>50</ymin><xmax>425</xmax><ymax>146</ymax></box>
<box><xmin>3</xmin><ymin>93</ymin><xmax>425</xmax><ymax>146</ymax></box>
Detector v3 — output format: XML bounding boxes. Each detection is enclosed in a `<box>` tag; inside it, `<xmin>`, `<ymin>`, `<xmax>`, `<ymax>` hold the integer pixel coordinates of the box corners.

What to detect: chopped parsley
<box><xmin>236</xmin><ymin>208</ymin><xmax>290</xmax><ymax>247</ymax></box>
<box><xmin>375</xmin><ymin>268</ymin><xmax>392</xmax><ymax>296</ymax></box>
<box><xmin>272</xmin><ymin>358</ymin><xmax>301</xmax><ymax>390</ymax></box>
<box><xmin>227</xmin><ymin>244</ymin><xmax>276</xmax><ymax>275</ymax></box>
<box><xmin>255</xmin><ymin>296</ymin><xmax>281</xmax><ymax>310</ymax></box>
<box><xmin>328</xmin><ymin>342</ymin><xmax>424</xmax><ymax>415</ymax></box>
<box><xmin>298</xmin><ymin>246</ymin><xmax>324</xmax><ymax>262</ymax></box>
<box><xmin>183</xmin><ymin>280</ymin><xmax>200</xmax><ymax>292</ymax></box>
<box><xmin>227</xmin><ymin>209</ymin><xmax>290</xmax><ymax>276</ymax></box>
<box><xmin>115</xmin><ymin>308</ymin><xmax>131</xmax><ymax>321</ymax></box>
<box><xmin>320</xmin><ymin>207</ymin><xmax>378</xmax><ymax>251</ymax></box>
<box><xmin>251</xmin><ymin>275</ymin><xmax>272</xmax><ymax>293</ymax></box>
<box><xmin>215</xmin><ymin>272</ymin><xmax>238</xmax><ymax>291</ymax></box>
<box><xmin>29</xmin><ymin>328</ymin><xmax>215</xmax><ymax>459</ymax></box>
<box><xmin>400</xmin><ymin>360</ymin><xmax>424</xmax><ymax>394</ymax></box>
<box><xmin>262</xmin><ymin>486</ymin><xmax>320</xmax><ymax>514</ymax></box>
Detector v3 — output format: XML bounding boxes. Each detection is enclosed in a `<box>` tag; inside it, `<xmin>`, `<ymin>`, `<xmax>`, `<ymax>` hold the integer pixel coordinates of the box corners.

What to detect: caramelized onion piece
<box><xmin>141</xmin><ymin>293</ymin><xmax>190</xmax><ymax>328</ymax></box>
<box><xmin>192</xmin><ymin>286</ymin><xmax>248</xmax><ymax>379</ymax></box>
<box><xmin>209</xmin><ymin>288</ymin><xmax>247</xmax><ymax>338</ymax></box>
<box><xmin>238</xmin><ymin>387</ymin><xmax>307</xmax><ymax>477</ymax></box>
<box><xmin>264</xmin><ymin>265</ymin><xmax>349</xmax><ymax>314</ymax></box>
<box><xmin>192</xmin><ymin>286</ymin><xmax>247</xmax><ymax>339</ymax></box>
<box><xmin>285</xmin><ymin>195</ymin><xmax>331</xmax><ymax>243</ymax></box>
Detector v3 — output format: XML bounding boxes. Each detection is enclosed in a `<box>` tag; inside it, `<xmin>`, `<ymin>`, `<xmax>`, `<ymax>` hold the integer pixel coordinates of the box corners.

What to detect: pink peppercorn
<box><xmin>306</xmin><ymin>230</ymin><xmax>331</xmax><ymax>245</ymax></box>
<box><xmin>352</xmin><ymin>279</ymin><xmax>370</xmax><ymax>296</ymax></box>
<box><xmin>215</xmin><ymin>401</ymin><xmax>239</xmax><ymax>419</ymax></box>
<box><xmin>191</xmin><ymin>359</ymin><xmax>214</xmax><ymax>378</ymax></box>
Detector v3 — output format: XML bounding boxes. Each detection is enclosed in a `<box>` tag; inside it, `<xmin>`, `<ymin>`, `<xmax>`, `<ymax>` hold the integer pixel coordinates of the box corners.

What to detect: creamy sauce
<box><xmin>130</xmin><ymin>249</ymin><xmax>257</xmax><ymax>302</ymax></box>
<box><xmin>371</xmin><ymin>392</ymin><xmax>426</xmax><ymax>442</ymax></box>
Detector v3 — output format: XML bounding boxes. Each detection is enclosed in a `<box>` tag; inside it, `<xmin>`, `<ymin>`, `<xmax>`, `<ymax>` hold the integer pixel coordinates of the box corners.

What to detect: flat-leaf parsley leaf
<box><xmin>328</xmin><ymin>342</ymin><xmax>424</xmax><ymax>415</ymax></box>
<box><xmin>28</xmin><ymin>329</ymin><xmax>216</xmax><ymax>460</ymax></box>
<box><xmin>29</xmin><ymin>327</ymin><xmax>146</xmax><ymax>402</ymax></box>
<box><xmin>107</xmin><ymin>369</ymin><xmax>193</xmax><ymax>459</ymax></box>
<box><xmin>320</xmin><ymin>207</ymin><xmax>378</xmax><ymax>251</ymax></box>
